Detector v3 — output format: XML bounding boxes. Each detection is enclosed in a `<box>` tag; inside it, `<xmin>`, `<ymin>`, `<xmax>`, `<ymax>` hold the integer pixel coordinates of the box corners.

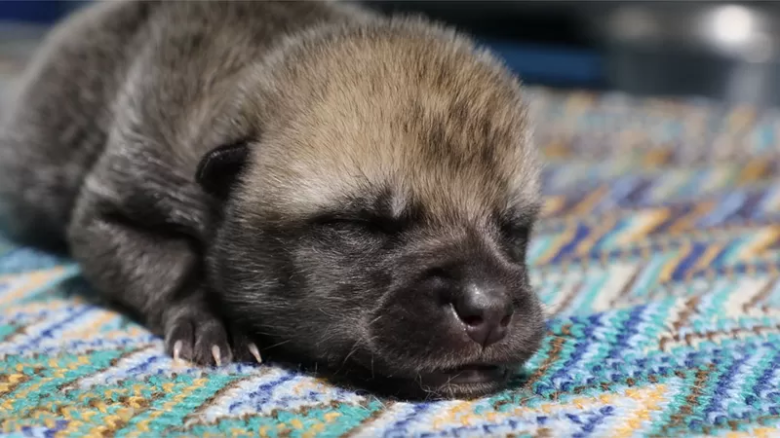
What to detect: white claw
<box><xmin>248</xmin><ymin>342</ymin><xmax>263</xmax><ymax>364</ymax></box>
<box><xmin>212</xmin><ymin>345</ymin><xmax>222</xmax><ymax>366</ymax></box>
<box><xmin>173</xmin><ymin>340</ymin><xmax>183</xmax><ymax>362</ymax></box>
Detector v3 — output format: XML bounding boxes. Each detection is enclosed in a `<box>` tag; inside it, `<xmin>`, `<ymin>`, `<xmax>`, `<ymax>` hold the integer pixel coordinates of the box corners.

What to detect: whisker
<box><xmin>262</xmin><ymin>339</ymin><xmax>292</xmax><ymax>350</ymax></box>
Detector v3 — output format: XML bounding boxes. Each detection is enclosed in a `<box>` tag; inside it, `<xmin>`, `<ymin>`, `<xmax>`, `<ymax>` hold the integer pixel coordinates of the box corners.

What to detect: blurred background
<box><xmin>2</xmin><ymin>1</ymin><xmax>780</xmax><ymax>107</ymax></box>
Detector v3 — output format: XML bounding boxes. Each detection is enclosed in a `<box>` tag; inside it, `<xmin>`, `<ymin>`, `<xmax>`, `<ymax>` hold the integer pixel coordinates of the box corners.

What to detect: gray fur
<box><xmin>0</xmin><ymin>0</ymin><xmax>544</xmax><ymax>399</ymax></box>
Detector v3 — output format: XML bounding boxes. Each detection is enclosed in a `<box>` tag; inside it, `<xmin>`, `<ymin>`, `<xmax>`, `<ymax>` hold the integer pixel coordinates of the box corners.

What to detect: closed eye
<box><xmin>496</xmin><ymin>205</ymin><xmax>538</xmax><ymax>243</ymax></box>
<box><xmin>313</xmin><ymin>214</ymin><xmax>404</xmax><ymax>235</ymax></box>
<box><xmin>501</xmin><ymin>223</ymin><xmax>531</xmax><ymax>243</ymax></box>
<box><xmin>495</xmin><ymin>211</ymin><xmax>536</xmax><ymax>263</ymax></box>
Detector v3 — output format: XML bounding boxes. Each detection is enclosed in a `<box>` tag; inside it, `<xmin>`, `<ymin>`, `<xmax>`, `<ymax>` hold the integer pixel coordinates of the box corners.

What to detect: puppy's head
<box><xmin>198</xmin><ymin>19</ymin><xmax>544</xmax><ymax>399</ymax></box>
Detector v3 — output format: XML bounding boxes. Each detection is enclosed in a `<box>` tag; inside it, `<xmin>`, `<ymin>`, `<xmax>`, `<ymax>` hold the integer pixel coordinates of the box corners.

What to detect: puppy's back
<box><xmin>0</xmin><ymin>1</ymin><xmax>158</xmax><ymax>249</ymax></box>
<box><xmin>0</xmin><ymin>1</ymin><xmax>369</xmax><ymax>250</ymax></box>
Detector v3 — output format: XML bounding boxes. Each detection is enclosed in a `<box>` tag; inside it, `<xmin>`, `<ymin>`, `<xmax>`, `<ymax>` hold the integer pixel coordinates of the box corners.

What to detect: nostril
<box><xmin>461</xmin><ymin>315</ymin><xmax>483</xmax><ymax>327</ymax></box>
<box><xmin>499</xmin><ymin>314</ymin><xmax>512</xmax><ymax>327</ymax></box>
<box><xmin>426</xmin><ymin>267</ymin><xmax>450</xmax><ymax>278</ymax></box>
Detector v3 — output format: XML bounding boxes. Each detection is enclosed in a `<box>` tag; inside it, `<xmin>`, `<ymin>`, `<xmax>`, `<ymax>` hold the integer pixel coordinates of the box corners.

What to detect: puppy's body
<box><xmin>0</xmin><ymin>1</ymin><xmax>544</xmax><ymax>398</ymax></box>
<box><xmin>0</xmin><ymin>0</ymin><xmax>365</xmax><ymax>247</ymax></box>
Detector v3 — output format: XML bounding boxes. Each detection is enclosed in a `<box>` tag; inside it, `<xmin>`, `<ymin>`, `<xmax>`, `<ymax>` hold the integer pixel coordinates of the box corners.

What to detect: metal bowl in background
<box><xmin>591</xmin><ymin>2</ymin><xmax>780</xmax><ymax>106</ymax></box>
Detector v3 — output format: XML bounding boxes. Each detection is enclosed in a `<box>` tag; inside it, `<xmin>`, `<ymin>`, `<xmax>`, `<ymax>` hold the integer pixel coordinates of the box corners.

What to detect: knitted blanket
<box><xmin>3</xmin><ymin>85</ymin><xmax>780</xmax><ymax>437</ymax></box>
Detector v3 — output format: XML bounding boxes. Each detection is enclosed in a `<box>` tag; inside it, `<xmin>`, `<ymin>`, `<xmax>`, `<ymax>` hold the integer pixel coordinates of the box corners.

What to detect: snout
<box><xmin>370</xmin><ymin>260</ymin><xmax>542</xmax><ymax>365</ymax></box>
<box><xmin>360</xmin><ymin>228</ymin><xmax>545</xmax><ymax>398</ymax></box>
<box><xmin>366</xmin><ymin>261</ymin><xmax>543</xmax><ymax>398</ymax></box>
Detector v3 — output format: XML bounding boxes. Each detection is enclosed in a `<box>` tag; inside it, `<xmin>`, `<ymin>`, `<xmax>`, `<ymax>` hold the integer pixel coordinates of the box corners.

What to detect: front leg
<box><xmin>68</xmin><ymin>175</ymin><xmax>260</xmax><ymax>365</ymax></box>
<box><xmin>83</xmin><ymin>153</ymin><xmax>218</xmax><ymax>241</ymax></box>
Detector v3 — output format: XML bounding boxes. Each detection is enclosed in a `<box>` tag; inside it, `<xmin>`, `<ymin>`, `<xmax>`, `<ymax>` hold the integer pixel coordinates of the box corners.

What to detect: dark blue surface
<box><xmin>0</xmin><ymin>2</ymin><xmax>603</xmax><ymax>88</ymax></box>
<box><xmin>483</xmin><ymin>39</ymin><xmax>604</xmax><ymax>88</ymax></box>
<box><xmin>0</xmin><ymin>1</ymin><xmax>79</xmax><ymax>24</ymax></box>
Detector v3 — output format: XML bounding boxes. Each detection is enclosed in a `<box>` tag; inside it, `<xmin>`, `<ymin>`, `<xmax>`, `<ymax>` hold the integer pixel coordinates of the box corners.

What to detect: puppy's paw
<box><xmin>163</xmin><ymin>303</ymin><xmax>261</xmax><ymax>366</ymax></box>
<box><xmin>230</xmin><ymin>329</ymin><xmax>263</xmax><ymax>364</ymax></box>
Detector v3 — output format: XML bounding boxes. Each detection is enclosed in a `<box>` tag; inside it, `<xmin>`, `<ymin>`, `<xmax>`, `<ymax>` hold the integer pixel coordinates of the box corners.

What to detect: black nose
<box><xmin>452</xmin><ymin>284</ymin><xmax>513</xmax><ymax>347</ymax></box>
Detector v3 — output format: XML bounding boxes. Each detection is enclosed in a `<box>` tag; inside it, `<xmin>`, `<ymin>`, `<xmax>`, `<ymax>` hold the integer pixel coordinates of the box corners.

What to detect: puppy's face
<box><xmin>203</xmin><ymin>22</ymin><xmax>545</xmax><ymax>399</ymax></box>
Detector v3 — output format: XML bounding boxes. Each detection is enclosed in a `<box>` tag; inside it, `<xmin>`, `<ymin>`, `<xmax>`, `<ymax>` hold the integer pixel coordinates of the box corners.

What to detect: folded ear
<box><xmin>195</xmin><ymin>142</ymin><xmax>250</xmax><ymax>201</ymax></box>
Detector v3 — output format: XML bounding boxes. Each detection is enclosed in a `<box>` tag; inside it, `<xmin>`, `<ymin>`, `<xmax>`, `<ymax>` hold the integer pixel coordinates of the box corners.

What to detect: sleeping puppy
<box><xmin>0</xmin><ymin>0</ymin><xmax>544</xmax><ymax>399</ymax></box>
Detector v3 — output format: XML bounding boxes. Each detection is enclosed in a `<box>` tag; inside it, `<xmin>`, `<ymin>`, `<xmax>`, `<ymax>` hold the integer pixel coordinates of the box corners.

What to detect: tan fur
<box><xmin>233</xmin><ymin>19</ymin><xmax>540</xmax><ymax>228</ymax></box>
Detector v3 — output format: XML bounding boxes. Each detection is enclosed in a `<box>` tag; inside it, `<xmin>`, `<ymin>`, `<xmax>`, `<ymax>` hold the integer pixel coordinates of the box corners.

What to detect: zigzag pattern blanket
<box><xmin>3</xmin><ymin>86</ymin><xmax>780</xmax><ymax>437</ymax></box>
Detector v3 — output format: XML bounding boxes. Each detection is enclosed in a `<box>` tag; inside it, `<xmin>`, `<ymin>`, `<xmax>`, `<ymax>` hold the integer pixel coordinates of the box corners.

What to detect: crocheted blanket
<box><xmin>3</xmin><ymin>86</ymin><xmax>780</xmax><ymax>437</ymax></box>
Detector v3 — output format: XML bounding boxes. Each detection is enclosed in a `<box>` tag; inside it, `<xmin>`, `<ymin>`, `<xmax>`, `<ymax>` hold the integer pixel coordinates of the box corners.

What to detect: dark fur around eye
<box><xmin>308</xmin><ymin>217</ymin><xmax>396</xmax><ymax>255</ymax></box>
<box><xmin>312</xmin><ymin>213</ymin><xmax>406</xmax><ymax>236</ymax></box>
<box><xmin>501</xmin><ymin>223</ymin><xmax>531</xmax><ymax>243</ymax></box>
<box><xmin>316</xmin><ymin>217</ymin><xmax>382</xmax><ymax>234</ymax></box>
<box><xmin>498</xmin><ymin>219</ymin><xmax>533</xmax><ymax>263</ymax></box>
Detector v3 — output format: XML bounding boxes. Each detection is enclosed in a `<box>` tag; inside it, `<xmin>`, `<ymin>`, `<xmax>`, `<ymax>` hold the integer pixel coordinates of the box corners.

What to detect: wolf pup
<box><xmin>0</xmin><ymin>0</ymin><xmax>544</xmax><ymax>399</ymax></box>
